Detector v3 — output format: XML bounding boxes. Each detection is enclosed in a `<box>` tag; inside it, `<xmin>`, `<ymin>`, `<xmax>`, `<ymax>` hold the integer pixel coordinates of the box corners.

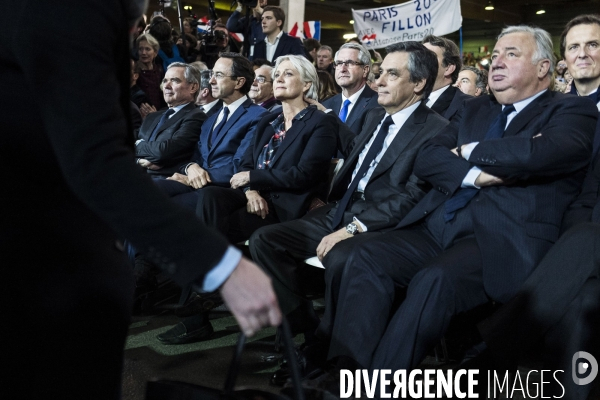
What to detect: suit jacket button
<box><xmin>423</xmin><ymin>211</ymin><xmax>428</xmax><ymax>215</ymax></box>
<box><xmin>273</xmin><ymin>194</ymin><xmax>279</xmax><ymax>199</ymax></box>
<box><xmin>209</xmin><ymin>164</ymin><xmax>213</xmax><ymax>168</ymax></box>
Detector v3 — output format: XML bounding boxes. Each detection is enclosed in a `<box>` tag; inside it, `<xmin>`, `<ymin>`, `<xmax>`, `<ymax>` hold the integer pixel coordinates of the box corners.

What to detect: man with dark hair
<box><xmin>253</xmin><ymin>5</ymin><xmax>305</xmax><ymax>63</ymax></box>
<box><xmin>157</xmin><ymin>53</ymin><xmax>266</xmax><ymax>207</ymax></box>
<box><xmin>134</xmin><ymin>54</ymin><xmax>267</xmax><ymax>304</ymax></box>
<box><xmin>422</xmin><ymin>34</ymin><xmax>470</xmax><ymax>120</ymax></box>
<box><xmin>322</xmin><ymin>42</ymin><xmax>381</xmax><ymax>151</ymax></box>
<box><xmin>134</xmin><ymin>62</ymin><xmax>206</xmax><ymax>177</ymax></box>
<box><xmin>311</xmin><ymin>26</ymin><xmax>596</xmax><ymax>397</ymax></box>
<box><xmin>304</xmin><ymin>38</ymin><xmax>321</xmax><ymax>63</ymax></box>
<box><xmin>250</xmin><ymin>41</ymin><xmax>448</xmax><ymax>383</ymax></box>
<box><xmin>456</xmin><ymin>66</ymin><xmax>487</xmax><ymax>97</ymax></box>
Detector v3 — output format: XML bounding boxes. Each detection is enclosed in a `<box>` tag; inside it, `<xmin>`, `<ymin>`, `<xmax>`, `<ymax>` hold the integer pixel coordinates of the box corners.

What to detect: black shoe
<box><xmin>157</xmin><ymin>314</ymin><xmax>214</xmax><ymax>345</ymax></box>
<box><xmin>271</xmin><ymin>340</ymin><xmax>328</xmax><ymax>386</ymax></box>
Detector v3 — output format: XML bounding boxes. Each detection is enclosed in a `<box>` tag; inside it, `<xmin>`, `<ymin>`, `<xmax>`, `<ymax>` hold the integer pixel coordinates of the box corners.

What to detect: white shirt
<box><xmin>185</xmin><ymin>95</ymin><xmax>248</xmax><ymax>174</ymax></box>
<box><xmin>265</xmin><ymin>30</ymin><xmax>283</xmax><ymax>62</ymax></box>
<box><xmin>135</xmin><ymin>102</ymin><xmax>190</xmax><ymax>145</ymax></box>
<box><xmin>340</xmin><ymin>84</ymin><xmax>367</xmax><ymax>119</ymax></box>
<box><xmin>461</xmin><ymin>89</ymin><xmax>547</xmax><ymax>188</ymax></box>
<box><xmin>200</xmin><ymin>99</ymin><xmax>220</xmax><ymax>114</ymax></box>
<box><xmin>350</xmin><ymin>101</ymin><xmax>422</xmax><ymax>231</ymax></box>
<box><xmin>426</xmin><ymin>85</ymin><xmax>451</xmax><ymax>108</ymax></box>
<box><xmin>213</xmin><ymin>95</ymin><xmax>248</xmax><ymax>129</ymax></box>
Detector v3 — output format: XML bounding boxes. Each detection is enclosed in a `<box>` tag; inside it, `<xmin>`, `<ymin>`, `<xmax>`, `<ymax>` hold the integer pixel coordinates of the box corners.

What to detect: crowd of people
<box><xmin>3</xmin><ymin>0</ymin><xmax>600</xmax><ymax>398</ymax></box>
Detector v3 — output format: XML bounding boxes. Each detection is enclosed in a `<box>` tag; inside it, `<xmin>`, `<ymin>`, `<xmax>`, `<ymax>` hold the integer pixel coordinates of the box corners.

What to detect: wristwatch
<box><xmin>346</xmin><ymin>222</ymin><xmax>359</xmax><ymax>236</ymax></box>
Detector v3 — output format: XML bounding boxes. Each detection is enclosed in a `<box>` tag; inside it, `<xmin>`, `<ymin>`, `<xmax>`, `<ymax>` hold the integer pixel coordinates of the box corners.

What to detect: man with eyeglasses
<box><xmin>322</xmin><ymin>42</ymin><xmax>381</xmax><ymax>140</ymax></box>
<box><xmin>248</xmin><ymin>64</ymin><xmax>281</xmax><ymax>113</ymax></box>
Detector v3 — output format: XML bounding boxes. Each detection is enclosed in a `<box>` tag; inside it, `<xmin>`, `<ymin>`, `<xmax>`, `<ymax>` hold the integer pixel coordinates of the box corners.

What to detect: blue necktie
<box><xmin>331</xmin><ymin>116</ymin><xmax>394</xmax><ymax>229</ymax></box>
<box><xmin>210</xmin><ymin>107</ymin><xmax>230</xmax><ymax>147</ymax></box>
<box><xmin>443</xmin><ymin>104</ymin><xmax>515</xmax><ymax>222</ymax></box>
<box><xmin>148</xmin><ymin>108</ymin><xmax>175</xmax><ymax>142</ymax></box>
<box><xmin>338</xmin><ymin>99</ymin><xmax>351</xmax><ymax>123</ymax></box>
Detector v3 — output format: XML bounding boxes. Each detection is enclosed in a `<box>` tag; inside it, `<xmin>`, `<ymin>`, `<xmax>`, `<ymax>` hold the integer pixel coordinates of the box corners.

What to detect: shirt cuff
<box><xmin>353</xmin><ymin>216</ymin><xmax>367</xmax><ymax>232</ymax></box>
<box><xmin>462</xmin><ymin>167</ymin><xmax>482</xmax><ymax>189</ymax></box>
<box><xmin>135</xmin><ymin>139</ymin><xmax>144</xmax><ymax>146</ymax></box>
<box><xmin>324</xmin><ymin>109</ymin><xmax>333</xmax><ymax>114</ymax></box>
<box><xmin>461</xmin><ymin>142</ymin><xmax>478</xmax><ymax>160</ymax></box>
<box><xmin>197</xmin><ymin>246</ymin><xmax>242</xmax><ymax>292</ymax></box>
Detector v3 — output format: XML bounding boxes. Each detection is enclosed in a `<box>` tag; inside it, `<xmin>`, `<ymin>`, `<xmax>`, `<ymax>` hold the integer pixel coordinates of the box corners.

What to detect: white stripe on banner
<box><xmin>352</xmin><ymin>0</ymin><xmax>462</xmax><ymax>49</ymax></box>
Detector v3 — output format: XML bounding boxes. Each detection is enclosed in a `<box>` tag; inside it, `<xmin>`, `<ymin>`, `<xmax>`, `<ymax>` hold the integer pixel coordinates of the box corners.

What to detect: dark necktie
<box><xmin>338</xmin><ymin>99</ymin><xmax>351</xmax><ymax>123</ymax></box>
<box><xmin>148</xmin><ymin>108</ymin><xmax>175</xmax><ymax>142</ymax></box>
<box><xmin>210</xmin><ymin>107</ymin><xmax>230</xmax><ymax>147</ymax></box>
<box><xmin>443</xmin><ymin>104</ymin><xmax>515</xmax><ymax>222</ymax></box>
<box><xmin>331</xmin><ymin>115</ymin><xmax>394</xmax><ymax>229</ymax></box>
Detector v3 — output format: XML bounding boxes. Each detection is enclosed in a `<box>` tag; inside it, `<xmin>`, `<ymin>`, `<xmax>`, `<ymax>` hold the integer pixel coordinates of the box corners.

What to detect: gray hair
<box><xmin>335</xmin><ymin>42</ymin><xmax>372</xmax><ymax>69</ymax></box>
<box><xmin>461</xmin><ymin>66</ymin><xmax>488</xmax><ymax>95</ymax></box>
<box><xmin>272</xmin><ymin>54</ymin><xmax>320</xmax><ymax>100</ymax></box>
<box><xmin>163</xmin><ymin>62</ymin><xmax>202</xmax><ymax>100</ymax></box>
<box><xmin>190</xmin><ymin>61</ymin><xmax>208</xmax><ymax>72</ymax></box>
<box><xmin>318</xmin><ymin>45</ymin><xmax>333</xmax><ymax>55</ymax></box>
<box><xmin>136</xmin><ymin>33</ymin><xmax>159</xmax><ymax>53</ymax></box>
<box><xmin>497</xmin><ymin>25</ymin><xmax>555</xmax><ymax>76</ymax></box>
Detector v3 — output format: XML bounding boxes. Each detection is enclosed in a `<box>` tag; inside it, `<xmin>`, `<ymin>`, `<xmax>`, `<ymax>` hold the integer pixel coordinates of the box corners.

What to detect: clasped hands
<box><xmin>230</xmin><ymin>171</ymin><xmax>269</xmax><ymax>219</ymax></box>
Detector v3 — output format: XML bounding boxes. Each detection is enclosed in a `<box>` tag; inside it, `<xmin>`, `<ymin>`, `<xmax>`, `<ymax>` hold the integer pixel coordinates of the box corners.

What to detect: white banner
<box><xmin>352</xmin><ymin>0</ymin><xmax>462</xmax><ymax>49</ymax></box>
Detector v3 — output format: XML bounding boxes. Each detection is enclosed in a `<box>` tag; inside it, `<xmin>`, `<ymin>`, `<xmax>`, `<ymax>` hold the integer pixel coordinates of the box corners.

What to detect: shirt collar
<box><xmin>342</xmin><ymin>84</ymin><xmax>367</xmax><ymax>104</ymax></box>
<box><xmin>266</xmin><ymin>30</ymin><xmax>283</xmax><ymax>45</ymax></box>
<box><xmin>510</xmin><ymin>89</ymin><xmax>547</xmax><ymax>114</ymax></box>
<box><xmin>223</xmin><ymin>95</ymin><xmax>248</xmax><ymax>116</ymax></box>
<box><xmin>427</xmin><ymin>84</ymin><xmax>451</xmax><ymax>106</ymax></box>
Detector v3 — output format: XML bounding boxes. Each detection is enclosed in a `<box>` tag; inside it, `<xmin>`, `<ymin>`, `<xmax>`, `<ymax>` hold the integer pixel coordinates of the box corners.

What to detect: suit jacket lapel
<box><xmin>430</xmin><ymin>86</ymin><xmax>454</xmax><ymax>115</ymax></box>
<box><xmin>155</xmin><ymin>103</ymin><xmax>192</xmax><ymax>135</ymax></box>
<box><xmin>269</xmin><ymin>116</ymin><xmax>307</xmax><ymax>168</ymax></box>
<box><xmin>368</xmin><ymin>104</ymin><xmax>428</xmax><ymax>182</ymax></box>
<box><xmin>209</xmin><ymin>100</ymin><xmax>249</xmax><ymax>153</ymax></box>
<box><xmin>345</xmin><ymin>86</ymin><xmax>374</xmax><ymax>127</ymax></box>
<box><xmin>503</xmin><ymin>91</ymin><xmax>549</xmax><ymax>137</ymax></box>
<box><xmin>332</xmin><ymin>108</ymin><xmax>386</xmax><ymax>190</ymax></box>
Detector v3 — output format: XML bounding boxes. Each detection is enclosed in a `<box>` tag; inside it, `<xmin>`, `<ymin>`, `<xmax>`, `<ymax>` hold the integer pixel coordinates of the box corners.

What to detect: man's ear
<box><xmin>413</xmin><ymin>78</ymin><xmax>427</xmax><ymax>95</ymax></box>
<box><xmin>443</xmin><ymin>63</ymin><xmax>456</xmax><ymax>79</ymax></box>
<box><xmin>234</xmin><ymin>77</ymin><xmax>247</xmax><ymax>91</ymax></box>
<box><xmin>538</xmin><ymin>59</ymin><xmax>551</xmax><ymax>79</ymax></box>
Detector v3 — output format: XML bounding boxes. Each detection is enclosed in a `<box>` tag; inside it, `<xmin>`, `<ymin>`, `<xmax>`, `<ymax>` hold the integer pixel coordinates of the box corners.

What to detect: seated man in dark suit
<box><xmin>471</xmin><ymin>15</ymin><xmax>600</xmax><ymax>399</ymax></box>
<box><xmin>133</xmin><ymin>54</ymin><xmax>266</xmax><ymax>289</ymax></box>
<box><xmin>253</xmin><ymin>6</ymin><xmax>305</xmax><ymax>63</ymax></box>
<box><xmin>322</xmin><ymin>43</ymin><xmax>381</xmax><ymax>151</ymax></box>
<box><xmin>302</xmin><ymin>26</ymin><xmax>598</xmax><ymax>396</ymax></box>
<box><xmin>249</xmin><ymin>41</ymin><xmax>449</xmax><ymax>382</ymax></box>
<box><xmin>423</xmin><ymin>35</ymin><xmax>470</xmax><ymax>121</ymax></box>
<box><xmin>157</xmin><ymin>55</ymin><xmax>338</xmax><ymax>345</ymax></box>
<box><xmin>134</xmin><ymin>62</ymin><xmax>206</xmax><ymax>177</ymax></box>
<box><xmin>157</xmin><ymin>53</ymin><xmax>267</xmax><ymax>206</ymax></box>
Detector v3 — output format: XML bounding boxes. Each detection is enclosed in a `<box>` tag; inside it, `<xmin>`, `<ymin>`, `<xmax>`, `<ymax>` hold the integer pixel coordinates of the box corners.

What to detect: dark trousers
<box><xmin>153</xmin><ymin>179</ymin><xmax>199</xmax><ymax>211</ymax></box>
<box><xmin>196</xmin><ymin>186</ymin><xmax>279</xmax><ymax>244</ymax></box>
<box><xmin>478</xmin><ymin>222</ymin><xmax>600</xmax><ymax>399</ymax></box>
<box><xmin>249</xmin><ymin>202</ymin><xmax>382</xmax><ymax>316</ymax></box>
<box><xmin>323</xmin><ymin>206</ymin><xmax>487</xmax><ymax>369</ymax></box>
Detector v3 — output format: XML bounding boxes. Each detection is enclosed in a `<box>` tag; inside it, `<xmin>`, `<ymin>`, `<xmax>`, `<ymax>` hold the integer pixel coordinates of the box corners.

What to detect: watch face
<box><xmin>346</xmin><ymin>223</ymin><xmax>358</xmax><ymax>235</ymax></box>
